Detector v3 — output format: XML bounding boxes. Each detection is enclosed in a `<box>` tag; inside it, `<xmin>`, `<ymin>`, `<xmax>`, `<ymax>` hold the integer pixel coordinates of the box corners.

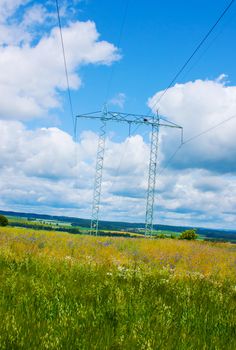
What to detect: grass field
<box><xmin>0</xmin><ymin>226</ymin><xmax>236</xmax><ymax>349</ymax></box>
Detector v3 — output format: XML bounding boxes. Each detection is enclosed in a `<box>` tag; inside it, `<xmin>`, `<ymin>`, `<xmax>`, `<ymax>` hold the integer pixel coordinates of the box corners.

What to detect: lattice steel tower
<box><xmin>90</xmin><ymin>106</ymin><xmax>107</xmax><ymax>235</ymax></box>
<box><xmin>145</xmin><ymin>112</ymin><xmax>160</xmax><ymax>236</ymax></box>
<box><xmin>76</xmin><ymin>108</ymin><xmax>182</xmax><ymax>236</ymax></box>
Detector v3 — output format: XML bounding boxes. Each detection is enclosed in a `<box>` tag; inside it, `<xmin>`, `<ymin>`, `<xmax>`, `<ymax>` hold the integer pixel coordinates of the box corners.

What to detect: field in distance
<box><xmin>0</xmin><ymin>226</ymin><xmax>235</xmax><ymax>349</ymax></box>
<box><xmin>2</xmin><ymin>209</ymin><xmax>236</xmax><ymax>242</ymax></box>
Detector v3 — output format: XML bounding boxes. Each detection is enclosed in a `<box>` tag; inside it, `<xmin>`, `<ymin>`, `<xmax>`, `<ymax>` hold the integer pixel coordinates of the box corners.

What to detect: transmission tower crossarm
<box><xmin>76</xmin><ymin>111</ymin><xmax>181</xmax><ymax>128</ymax></box>
<box><xmin>76</xmin><ymin>108</ymin><xmax>182</xmax><ymax>237</ymax></box>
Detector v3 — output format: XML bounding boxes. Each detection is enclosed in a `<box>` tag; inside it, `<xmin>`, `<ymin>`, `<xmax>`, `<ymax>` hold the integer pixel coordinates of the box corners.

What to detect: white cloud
<box><xmin>108</xmin><ymin>92</ymin><xmax>126</xmax><ymax>108</ymax></box>
<box><xmin>0</xmin><ymin>3</ymin><xmax>120</xmax><ymax>120</ymax></box>
<box><xmin>155</xmin><ymin>168</ymin><xmax>236</xmax><ymax>228</ymax></box>
<box><xmin>0</xmin><ymin>120</ymin><xmax>236</xmax><ymax>228</ymax></box>
<box><xmin>22</xmin><ymin>4</ymin><xmax>48</xmax><ymax>27</ymax></box>
<box><xmin>0</xmin><ymin>121</ymin><xmax>149</xmax><ymax>220</ymax></box>
<box><xmin>148</xmin><ymin>76</ymin><xmax>236</xmax><ymax>173</ymax></box>
<box><xmin>0</xmin><ymin>23</ymin><xmax>30</xmax><ymax>45</ymax></box>
<box><xmin>0</xmin><ymin>0</ymin><xmax>29</xmax><ymax>22</ymax></box>
<box><xmin>0</xmin><ymin>1</ymin><xmax>235</xmax><ymax>229</ymax></box>
<box><xmin>0</xmin><ymin>1</ymin><xmax>31</xmax><ymax>45</ymax></box>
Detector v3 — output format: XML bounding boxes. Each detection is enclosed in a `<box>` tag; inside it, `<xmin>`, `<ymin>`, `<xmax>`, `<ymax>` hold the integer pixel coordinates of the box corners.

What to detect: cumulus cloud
<box><xmin>156</xmin><ymin>168</ymin><xmax>236</xmax><ymax>228</ymax></box>
<box><xmin>0</xmin><ymin>0</ymin><xmax>28</xmax><ymax>22</ymax></box>
<box><xmin>0</xmin><ymin>121</ymin><xmax>149</xmax><ymax>220</ymax></box>
<box><xmin>108</xmin><ymin>93</ymin><xmax>126</xmax><ymax>108</ymax></box>
<box><xmin>0</xmin><ymin>2</ymin><xmax>235</xmax><ymax>229</ymax></box>
<box><xmin>144</xmin><ymin>76</ymin><xmax>236</xmax><ymax>228</ymax></box>
<box><xmin>0</xmin><ymin>120</ymin><xmax>236</xmax><ymax>228</ymax></box>
<box><xmin>22</xmin><ymin>4</ymin><xmax>49</xmax><ymax>27</ymax></box>
<box><xmin>148</xmin><ymin>76</ymin><xmax>236</xmax><ymax>173</ymax></box>
<box><xmin>0</xmin><ymin>2</ymin><xmax>120</xmax><ymax>120</ymax></box>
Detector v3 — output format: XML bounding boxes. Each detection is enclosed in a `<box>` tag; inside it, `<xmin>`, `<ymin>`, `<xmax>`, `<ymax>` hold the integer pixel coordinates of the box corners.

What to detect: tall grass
<box><xmin>0</xmin><ymin>227</ymin><xmax>235</xmax><ymax>349</ymax></box>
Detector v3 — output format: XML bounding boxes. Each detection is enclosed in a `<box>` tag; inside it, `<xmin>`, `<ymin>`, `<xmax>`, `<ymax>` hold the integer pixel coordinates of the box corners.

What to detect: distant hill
<box><xmin>0</xmin><ymin>209</ymin><xmax>235</xmax><ymax>242</ymax></box>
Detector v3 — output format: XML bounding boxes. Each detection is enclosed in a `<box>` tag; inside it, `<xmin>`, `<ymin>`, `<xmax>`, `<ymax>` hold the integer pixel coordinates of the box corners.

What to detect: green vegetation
<box><xmin>1</xmin><ymin>259</ymin><xmax>235</xmax><ymax>349</ymax></box>
<box><xmin>0</xmin><ymin>215</ymin><xmax>8</xmax><ymax>226</ymax></box>
<box><xmin>1</xmin><ymin>210</ymin><xmax>236</xmax><ymax>242</ymax></box>
<box><xmin>0</xmin><ymin>226</ymin><xmax>235</xmax><ymax>349</ymax></box>
<box><xmin>179</xmin><ymin>229</ymin><xmax>198</xmax><ymax>240</ymax></box>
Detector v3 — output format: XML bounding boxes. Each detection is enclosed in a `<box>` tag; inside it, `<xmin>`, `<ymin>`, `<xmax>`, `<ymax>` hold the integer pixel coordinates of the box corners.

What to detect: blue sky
<box><xmin>0</xmin><ymin>0</ymin><xmax>236</xmax><ymax>229</ymax></box>
<box><xmin>65</xmin><ymin>0</ymin><xmax>236</xmax><ymax>133</ymax></box>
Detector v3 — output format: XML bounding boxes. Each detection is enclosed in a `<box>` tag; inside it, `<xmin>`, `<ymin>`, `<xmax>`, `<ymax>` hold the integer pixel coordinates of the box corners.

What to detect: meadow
<box><xmin>0</xmin><ymin>226</ymin><xmax>236</xmax><ymax>349</ymax></box>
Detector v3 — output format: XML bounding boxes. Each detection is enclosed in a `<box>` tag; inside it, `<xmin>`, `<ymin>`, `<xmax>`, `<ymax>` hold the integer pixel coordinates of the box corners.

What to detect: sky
<box><xmin>0</xmin><ymin>0</ymin><xmax>236</xmax><ymax>229</ymax></box>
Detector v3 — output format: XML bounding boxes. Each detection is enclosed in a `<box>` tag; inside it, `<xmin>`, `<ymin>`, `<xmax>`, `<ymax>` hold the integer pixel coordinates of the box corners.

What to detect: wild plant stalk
<box><xmin>0</xmin><ymin>227</ymin><xmax>235</xmax><ymax>349</ymax></box>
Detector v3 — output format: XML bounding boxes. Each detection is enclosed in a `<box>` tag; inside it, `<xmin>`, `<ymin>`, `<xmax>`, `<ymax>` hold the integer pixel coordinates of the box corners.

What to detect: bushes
<box><xmin>154</xmin><ymin>233</ymin><xmax>166</xmax><ymax>239</ymax></box>
<box><xmin>179</xmin><ymin>229</ymin><xmax>198</xmax><ymax>240</ymax></box>
<box><xmin>0</xmin><ymin>215</ymin><xmax>8</xmax><ymax>226</ymax></box>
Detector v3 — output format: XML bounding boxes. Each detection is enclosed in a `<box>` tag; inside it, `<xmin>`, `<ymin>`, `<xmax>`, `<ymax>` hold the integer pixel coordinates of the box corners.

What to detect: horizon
<box><xmin>0</xmin><ymin>1</ymin><xmax>236</xmax><ymax>229</ymax></box>
<box><xmin>2</xmin><ymin>208</ymin><xmax>236</xmax><ymax>233</ymax></box>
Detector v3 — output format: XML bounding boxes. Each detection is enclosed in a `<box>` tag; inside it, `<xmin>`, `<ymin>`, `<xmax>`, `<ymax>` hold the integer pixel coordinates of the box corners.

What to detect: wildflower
<box><xmin>65</xmin><ymin>256</ymin><xmax>72</xmax><ymax>261</ymax></box>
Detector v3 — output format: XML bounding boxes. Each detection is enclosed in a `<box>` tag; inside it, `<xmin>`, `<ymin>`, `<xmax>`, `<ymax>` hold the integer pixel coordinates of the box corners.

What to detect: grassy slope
<box><xmin>6</xmin><ymin>213</ymin><xmax>236</xmax><ymax>241</ymax></box>
<box><xmin>0</xmin><ymin>227</ymin><xmax>236</xmax><ymax>349</ymax></box>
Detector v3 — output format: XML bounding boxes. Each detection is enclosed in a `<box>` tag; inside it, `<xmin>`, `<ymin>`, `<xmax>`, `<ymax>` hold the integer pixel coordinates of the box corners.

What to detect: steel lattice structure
<box><xmin>90</xmin><ymin>108</ymin><xmax>107</xmax><ymax>235</ymax></box>
<box><xmin>145</xmin><ymin>113</ymin><xmax>160</xmax><ymax>236</ymax></box>
<box><xmin>76</xmin><ymin>108</ymin><xmax>182</xmax><ymax>236</ymax></box>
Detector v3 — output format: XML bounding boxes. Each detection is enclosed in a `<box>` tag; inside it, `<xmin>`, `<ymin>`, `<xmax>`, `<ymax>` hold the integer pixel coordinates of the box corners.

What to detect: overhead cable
<box><xmin>157</xmin><ymin>114</ymin><xmax>236</xmax><ymax>176</ymax></box>
<box><xmin>149</xmin><ymin>0</ymin><xmax>235</xmax><ymax>113</ymax></box>
<box><xmin>183</xmin><ymin>114</ymin><xmax>236</xmax><ymax>145</ymax></box>
<box><xmin>181</xmin><ymin>8</ymin><xmax>236</xmax><ymax>82</ymax></box>
<box><xmin>55</xmin><ymin>0</ymin><xmax>76</xmax><ymax>137</ymax></box>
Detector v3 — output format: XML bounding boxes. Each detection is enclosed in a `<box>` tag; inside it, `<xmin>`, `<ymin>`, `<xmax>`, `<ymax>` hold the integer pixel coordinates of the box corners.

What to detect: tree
<box><xmin>0</xmin><ymin>215</ymin><xmax>8</xmax><ymax>227</ymax></box>
<box><xmin>179</xmin><ymin>229</ymin><xmax>197</xmax><ymax>240</ymax></box>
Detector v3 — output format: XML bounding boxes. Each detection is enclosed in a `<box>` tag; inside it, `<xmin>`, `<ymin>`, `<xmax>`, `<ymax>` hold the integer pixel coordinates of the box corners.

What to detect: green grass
<box><xmin>0</xmin><ymin>259</ymin><xmax>235</xmax><ymax>349</ymax></box>
<box><xmin>0</xmin><ymin>227</ymin><xmax>236</xmax><ymax>349</ymax></box>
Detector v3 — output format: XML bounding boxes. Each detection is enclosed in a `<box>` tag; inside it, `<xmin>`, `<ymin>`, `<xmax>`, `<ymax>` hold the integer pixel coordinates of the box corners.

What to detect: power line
<box><xmin>149</xmin><ymin>0</ymin><xmax>235</xmax><ymax>114</ymax></box>
<box><xmin>131</xmin><ymin>0</ymin><xmax>235</xmax><ymax>165</ymax></box>
<box><xmin>145</xmin><ymin>0</ymin><xmax>236</xmax><ymax>178</ymax></box>
<box><xmin>76</xmin><ymin>110</ymin><xmax>181</xmax><ymax>235</ymax></box>
<box><xmin>157</xmin><ymin>144</ymin><xmax>183</xmax><ymax>176</ymax></box>
<box><xmin>181</xmin><ymin>8</ymin><xmax>236</xmax><ymax>82</ymax></box>
<box><xmin>111</xmin><ymin>114</ymin><xmax>183</xmax><ymax>196</ymax></box>
<box><xmin>157</xmin><ymin>114</ymin><xmax>236</xmax><ymax>177</ymax></box>
<box><xmin>183</xmin><ymin>114</ymin><xmax>236</xmax><ymax>145</ymax></box>
<box><xmin>106</xmin><ymin>1</ymin><xmax>235</xmax><ymax>231</ymax></box>
<box><xmin>102</xmin><ymin>0</ymin><xmax>132</xmax><ymax>198</ymax></box>
<box><xmin>143</xmin><ymin>0</ymin><xmax>236</xmax><ymax>182</ymax></box>
<box><xmin>55</xmin><ymin>0</ymin><xmax>76</xmax><ymax>137</ymax></box>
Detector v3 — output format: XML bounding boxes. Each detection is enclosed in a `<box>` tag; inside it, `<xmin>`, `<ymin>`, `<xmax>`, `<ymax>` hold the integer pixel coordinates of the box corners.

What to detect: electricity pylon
<box><xmin>145</xmin><ymin>112</ymin><xmax>159</xmax><ymax>236</ymax></box>
<box><xmin>76</xmin><ymin>108</ymin><xmax>182</xmax><ymax>236</ymax></box>
<box><xmin>90</xmin><ymin>106</ymin><xmax>107</xmax><ymax>235</ymax></box>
